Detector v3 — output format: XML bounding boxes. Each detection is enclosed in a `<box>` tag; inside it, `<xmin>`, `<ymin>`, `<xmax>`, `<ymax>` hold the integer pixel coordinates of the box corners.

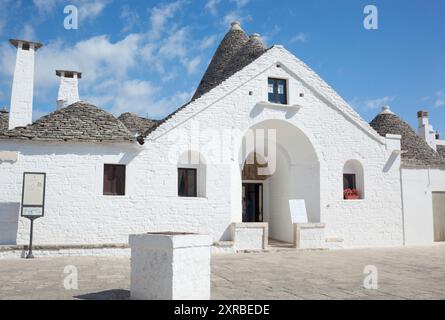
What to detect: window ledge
<box><xmin>177</xmin><ymin>196</ymin><xmax>208</xmax><ymax>200</ymax></box>
<box><xmin>256</xmin><ymin>101</ymin><xmax>303</xmax><ymax>110</ymax></box>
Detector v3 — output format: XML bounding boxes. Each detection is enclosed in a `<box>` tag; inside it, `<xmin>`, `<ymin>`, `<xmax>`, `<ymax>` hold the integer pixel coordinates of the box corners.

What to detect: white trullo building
<box><xmin>0</xmin><ymin>22</ymin><xmax>444</xmax><ymax>255</ymax></box>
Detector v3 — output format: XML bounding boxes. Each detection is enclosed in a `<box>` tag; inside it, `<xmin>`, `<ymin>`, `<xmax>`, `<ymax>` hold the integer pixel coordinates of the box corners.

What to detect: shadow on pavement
<box><xmin>75</xmin><ymin>289</ymin><xmax>130</xmax><ymax>300</ymax></box>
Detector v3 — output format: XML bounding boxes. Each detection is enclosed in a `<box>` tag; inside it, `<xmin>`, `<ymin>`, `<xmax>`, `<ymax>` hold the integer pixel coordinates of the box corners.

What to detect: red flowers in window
<box><xmin>344</xmin><ymin>188</ymin><xmax>360</xmax><ymax>200</ymax></box>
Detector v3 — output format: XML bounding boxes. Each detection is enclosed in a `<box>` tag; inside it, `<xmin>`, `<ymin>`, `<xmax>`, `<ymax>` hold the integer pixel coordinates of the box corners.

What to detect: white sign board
<box><xmin>289</xmin><ymin>199</ymin><xmax>308</xmax><ymax>223</ymax></box>
<box><xmin>21</xmin><ymin>172</ymin><xmax>46</xmax><ymax>217</ymax></box>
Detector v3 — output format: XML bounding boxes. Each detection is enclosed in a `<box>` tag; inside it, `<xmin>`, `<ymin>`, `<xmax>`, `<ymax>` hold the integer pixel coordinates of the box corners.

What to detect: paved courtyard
<box><xmin>1</xmin><ymin>244</ymin><xmax>445</xmax><ymax>300</ymax></box>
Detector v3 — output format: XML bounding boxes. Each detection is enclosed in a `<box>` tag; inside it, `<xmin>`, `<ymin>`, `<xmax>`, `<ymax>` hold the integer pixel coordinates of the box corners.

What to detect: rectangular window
<box><xmin>343</xmin><ymin>174</ymin><xmax>357</xmax><ymax>190</ymax></box>
<box><xmin>268</xmin><ymin>78</ymin><xmax>287</xmax><ymax>104</ymax></box>
<box><xmin>103</xmin><ymin>164</ymin><xmax>126</xmax><ymax>196</ymax></box>
<box><xmin>178</xmin><ymin>168</ymin><xmax>197</xmax><ymax>197</ymax></box>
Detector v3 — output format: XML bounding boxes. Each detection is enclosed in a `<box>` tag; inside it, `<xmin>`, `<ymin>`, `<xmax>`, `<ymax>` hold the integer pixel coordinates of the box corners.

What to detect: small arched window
<box><xmin>343</xmin><ymin>160</ymin><xmax>364</xmax><ymax>200</ymax></box>
<box><xmin>177</xmin><ymin>150</ymin><xmax>206</xmax><ymax>198</ymax></box>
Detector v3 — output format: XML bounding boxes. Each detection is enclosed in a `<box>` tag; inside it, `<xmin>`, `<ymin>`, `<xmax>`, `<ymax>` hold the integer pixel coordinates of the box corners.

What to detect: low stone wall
<box><xmin>0</xmin><ymin>244</ymin><xmax>130</xmax><ymax>259</ymax></box>
<box><xmin>293</xmin><ymin>223</ymin><xmax>326</xmax><ymax>249</ymax></box>
<box><xmin>231</xmin><ymin>222</ymin><xmax>268</xmax><ymax>251</ymax></box>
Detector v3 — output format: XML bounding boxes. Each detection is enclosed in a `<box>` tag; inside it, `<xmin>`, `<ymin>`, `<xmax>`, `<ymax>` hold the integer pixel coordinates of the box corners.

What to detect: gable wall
<box><xmin>140</xmin><ymin>47</ymin><xmax>404</xmax><ymax>248</ymax></box>
<box><xmin>0</xmin><ymin>47</ymin><xmax>404</xmax><ymax>247</ymax></box>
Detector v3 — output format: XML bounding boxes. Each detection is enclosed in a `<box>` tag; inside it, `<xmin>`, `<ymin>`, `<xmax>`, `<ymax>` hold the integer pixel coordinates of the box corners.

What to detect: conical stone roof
<box><xmin>192</xmin><ymin>22</ymin><xmax>267</xmax><ymax>100</ymax></box>
<box><xmin>145</xmin><ymin>22</ymin><xmax>269</xmax><ymax>137</ymax></box>
<box><xmin>370</xmin><ymin>107</ymin><xmax>445</xmax><ymax>168</ymax></box>
<box><xmin>0</xmin><ymin>102</ymin><xmax>135</xmax><ymax>143</ymax></box>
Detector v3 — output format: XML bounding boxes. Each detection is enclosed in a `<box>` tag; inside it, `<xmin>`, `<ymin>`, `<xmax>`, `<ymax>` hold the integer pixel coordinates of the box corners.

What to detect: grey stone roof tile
<box><xmin>0</xmin><ymin>102</ymin><xmax>135</xmax><ymax>143</ymax></box>
<box><xmin>370</xmin><ymin>112</ymin><xmax>445</xmax><ymax>168</ymax></box>
<box><xmin>118</xmin><ymin>112</ymin><xmax>159</xmax><ymax>136</ymax></box>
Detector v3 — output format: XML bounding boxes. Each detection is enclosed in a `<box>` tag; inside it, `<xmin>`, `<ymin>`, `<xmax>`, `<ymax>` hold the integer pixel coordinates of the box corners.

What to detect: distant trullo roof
<box><xmin>192</xmin><ymin>22</ymin><xmax>268</xmax><ymax>101</ymax></box>
<box><xmin>370</xmin><ymin>107</ymin><xmax>445</xmax><ymax>168</ymax></box>
<box><xmin>0</xmin><ymin>107</ymin><xmax>9</xmax><ymax>133</ymax></box>
<box><xmin>118</xmin><ymin>112</ymin><xmax>159</xmax><ymax>136</ymax></box>
<box><xmin>0</xmin><ymin>102</ymin><xmax>135</xmax><ymax>142</ymax></box>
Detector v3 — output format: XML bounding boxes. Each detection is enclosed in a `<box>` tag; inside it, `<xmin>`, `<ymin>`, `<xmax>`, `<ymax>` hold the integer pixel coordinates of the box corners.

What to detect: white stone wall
<box><xmin>401</xmin><ymin>168</ymin><xmax>445</xmax><ymax>245</ymax></box>
<box><xmin>0</xmin><ymin>46</ymin><xmax>405</xmax><ymax>248</ymax></box>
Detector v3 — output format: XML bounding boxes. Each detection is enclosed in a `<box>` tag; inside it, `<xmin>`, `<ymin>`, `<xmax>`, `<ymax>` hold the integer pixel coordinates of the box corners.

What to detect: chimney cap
<box><xmin>417</xmin><ymin>110</ymin><xmax>429</xmax><ymax>118</ymax></box>
<box><xmin>56</xmin><ymin>70</ymin><xmax>82</xmax><ymax>79</ymax></box>
<box><xmin>380</xmin><ymin>105</ymin><xmax>394</xmax><ymax>115</ymax></box>
<box><xmin>9</xmin><ymin>39</ymin><xmax>43</xmax><ymax>50</ymax></box>
<box><xmin>230</xmin><ymin>21</ymin><xmax>242</xmax><ymax>31</ymax></box>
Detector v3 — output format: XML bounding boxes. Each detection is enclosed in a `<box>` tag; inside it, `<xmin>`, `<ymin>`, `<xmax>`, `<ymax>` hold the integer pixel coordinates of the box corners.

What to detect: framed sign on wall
<box><xmin>20</xmin><ymin>172</ymin><xmax>46</xmax><ymax>259</ymax></box>
<box><xmin>21</xmin><ymin>172</ymin><xmax>46</xmax><ymax>218</ymax></box>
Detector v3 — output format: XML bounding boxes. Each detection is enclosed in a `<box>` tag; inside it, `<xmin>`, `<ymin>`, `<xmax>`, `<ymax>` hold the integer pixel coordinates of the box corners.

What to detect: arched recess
<box><xmin>177</xmin><ymin>150</ymin><xmax>207</xmax><ymax>197</ymax></box>
<box><xmin>235</xmin><ymin>119</ymin><xmax>320</xmax><ymax>243</ymax></box>
<box><xmin>343</xmin><ymin>160</ymin><xmax>365</xmax><ymax>200</ymax></box>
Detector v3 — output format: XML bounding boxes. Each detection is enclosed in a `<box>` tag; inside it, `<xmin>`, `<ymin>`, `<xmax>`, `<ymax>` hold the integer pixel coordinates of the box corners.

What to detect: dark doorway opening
<box><xmin>242</xmin><ymin>183</ymin><xmax>263</xmax><ymax>222</ymax></box>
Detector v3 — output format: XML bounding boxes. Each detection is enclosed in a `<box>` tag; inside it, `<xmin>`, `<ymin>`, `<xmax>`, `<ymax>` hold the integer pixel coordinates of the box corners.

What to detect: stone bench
<box><xmin>293</xmin><ymin>223</ymin><xmax>326</xmax><ymax>249</ymax></box>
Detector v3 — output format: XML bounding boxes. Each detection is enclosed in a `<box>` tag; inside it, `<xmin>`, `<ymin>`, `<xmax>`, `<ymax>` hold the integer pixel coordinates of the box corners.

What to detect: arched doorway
<box><xmin>238</xmin><ymin>119</ymin><xmax>320</xmax><ymax>243</ymax></box>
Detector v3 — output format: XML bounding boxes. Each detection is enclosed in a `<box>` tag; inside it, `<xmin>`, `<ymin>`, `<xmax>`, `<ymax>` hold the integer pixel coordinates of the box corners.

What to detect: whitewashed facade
<box><xmin>0</xmin><ymin>24</ymin><xmax>444</xmax><ymax>252</ymax></box>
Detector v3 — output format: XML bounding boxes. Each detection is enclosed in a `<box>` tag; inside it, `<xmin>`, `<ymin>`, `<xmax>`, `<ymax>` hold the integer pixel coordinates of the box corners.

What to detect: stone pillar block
<box><xmin>231</xmin><ymin>222</ymin><xmax>268</xmax><ymax>251</ymax></box>
<box><xmin>129</xmin><ymin>232</ymin><xmax>211</xmax><ymax>300</ymax></box>
<box><xmin>293</xmin><ymin>223</ymin><xmax>326</xmax><ymax>249</ymax></box>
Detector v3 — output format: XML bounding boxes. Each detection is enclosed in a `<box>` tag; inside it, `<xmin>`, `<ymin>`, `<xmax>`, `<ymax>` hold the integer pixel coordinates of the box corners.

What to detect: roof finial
<box><xmin>230</xmin><ymin>21</ymin><xmax>242</xmax><ymax>31</ymax></box>
<box><xmin>380</xmin><ymin>105</ymin><xmax>394</xmax><ymax>115</ymax></box>
<box><xmin>250</xmin><ymin>33</ymin><xmax>260</xmax><ymax>39</ymax></box>
<box><xmin>1</xmin><ymin>106</ymin><xmax>7</xmax><ymax>113</ymax></box>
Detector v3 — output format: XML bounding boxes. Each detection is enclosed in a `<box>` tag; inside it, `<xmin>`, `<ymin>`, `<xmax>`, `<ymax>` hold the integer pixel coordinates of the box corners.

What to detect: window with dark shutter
<box><xmin>268</xmin><ymin>78</ymin><xmax>287</xmax><ymax>104</ymax></box>
<box><xmin>103</xmin><ymin>164</ymin><xmax>126</xmax><ymax>196</ymax></box>
<box><xmin>178</xmin><ymin>168</ymin><xmax>197</xmax><ymax>197</ymax></box>
<box><xmin>343</xmin><ymin>174</ymin><xmax>357</xmax><ymax>190</ymax></box>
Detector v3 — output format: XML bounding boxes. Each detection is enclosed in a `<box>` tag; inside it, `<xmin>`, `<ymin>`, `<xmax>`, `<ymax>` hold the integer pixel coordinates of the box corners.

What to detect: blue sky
<box><xmin>0</xmin><ymin>0</ymin><xmax>444</xmax><ymax>133</ymax></box>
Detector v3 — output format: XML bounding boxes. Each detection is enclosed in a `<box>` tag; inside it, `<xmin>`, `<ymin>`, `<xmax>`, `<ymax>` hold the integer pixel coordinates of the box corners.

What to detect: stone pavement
<box><xmin>1</xmin><ymin>244</ymin><xmax>445</xmax><ymax>300</ymax></box>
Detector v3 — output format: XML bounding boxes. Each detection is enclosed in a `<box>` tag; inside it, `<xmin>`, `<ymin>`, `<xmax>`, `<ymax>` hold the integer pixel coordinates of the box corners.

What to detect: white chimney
<box><xmin>8</xmin><ymin>39</ymin><xmax>42</xmax><ymax>129</ymax></box>
<box><xmin>417</xmin><ymin>110</ymin><xmax>437</xmax><ymax>151</ymax></box>
<box><xmin>56</xmin><ymin>70</ymin><xmax>81</xmax><ymax>109</ymax></box>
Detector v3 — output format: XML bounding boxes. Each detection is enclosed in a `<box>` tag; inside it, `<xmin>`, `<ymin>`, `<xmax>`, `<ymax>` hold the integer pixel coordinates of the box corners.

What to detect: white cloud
<box><xmin>0</xmin><ymin>0</ymin><xmax>208</xmax><ymax>118</ymax></box>
<box><xmin>205</xmin><ymin>0</ymin><xmax>221</xmax><ymax>15</ymax></box>
<box><xmin>183</xmin><ymin>57</ymin><xmax>201</xmax><ymax>74</ymax></box>
<box><xmin>290</xmin><ymin>32</ymin><xmax>308</xmax><ymax>43</ymax></box>
<box><xmin>120</xmin><ymin>5</ymin><xmax>140</xmax><ymax>33</ymax></box>
<box><xmin>0</xmin><ymin>0</ymin><xmax>18</xmax><ymax>36</ymax></box>
<box><xmin>434</xmin><ymin>90</ymin><xmax>445</xmax><ymax>108</ymax></box>
<box><xmin>348</xmin><ymin>96</ymin><xmax>396</xmax><ymax>111</ymax></box>
<box><xmin>232</xmin><ymin>0</ymin><xmax>250</xmax><ymax>8</ymax></box>
<box><xmin>73</xmin><ymin>0</ymin><xmax>111</xmax><ymax>23</ymax></box>
<box><xmin>22</xmin><ymin>24</ymin><xmax>37</xmax><ymax>40</ymax></box>
<box><xmin>33</xmin><ymin>0</ymin><xmax>59</xmax><ymax>15</ymax></box>
<box><xmin>198</xmin><ymin>35</ymin><xmax>217</xmax><ymax>50</ymax></box>
<box><xmin>29</xmin><ymin>34</ymin><xmax>142</xmax><ymax>91</ymax></box>
<box><xmin>148</xmin><ymin>1</ymin><xmax>183</xmax><ymax>41</ymax></box>
<box><xmin>364</xmin><ymin>96</ymin><xmax>395</xmax><ymax>110</ymax></box>
<box><xmin>223</xmin><ymin>11</ymin><xmax>251</xmax><ymax>26</ymax></box>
